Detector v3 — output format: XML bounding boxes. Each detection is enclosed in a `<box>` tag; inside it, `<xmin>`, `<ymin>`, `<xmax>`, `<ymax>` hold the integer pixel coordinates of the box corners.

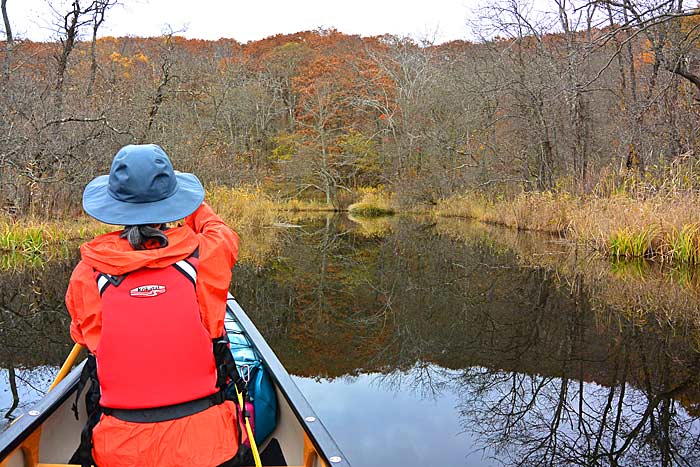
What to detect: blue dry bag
<box><xmin>225</xmin><ymin>310</ymin><xmax>278</xmax><ymax>444</ymax></box>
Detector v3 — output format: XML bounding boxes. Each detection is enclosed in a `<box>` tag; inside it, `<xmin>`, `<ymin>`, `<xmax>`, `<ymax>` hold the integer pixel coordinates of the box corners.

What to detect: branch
<box><xmin>42</xmin><ymin>116</ymin><xmax>133</xmax><ymax>136</ymax></box>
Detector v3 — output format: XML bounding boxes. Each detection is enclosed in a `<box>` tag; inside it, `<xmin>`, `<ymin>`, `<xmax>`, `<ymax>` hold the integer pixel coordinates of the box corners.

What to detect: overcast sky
<box><xmin>3</xmin><ymin>0</ymin><xmax>478</xmax><ymax>44</ymax></box>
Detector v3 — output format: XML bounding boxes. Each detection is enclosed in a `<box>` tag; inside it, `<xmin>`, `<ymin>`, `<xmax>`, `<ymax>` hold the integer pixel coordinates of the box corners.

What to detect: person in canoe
<box><xmin>65</xmin><ymin>144</ymin><xmax>242</xmax><ymax>467</ymax></box>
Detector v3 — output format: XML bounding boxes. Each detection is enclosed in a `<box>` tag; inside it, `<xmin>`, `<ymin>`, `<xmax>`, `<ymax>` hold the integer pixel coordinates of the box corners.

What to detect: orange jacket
<box><xmin>65</xmin><ymin>201</ymin><xmax>241</xmax><ymax>467</ymax></box>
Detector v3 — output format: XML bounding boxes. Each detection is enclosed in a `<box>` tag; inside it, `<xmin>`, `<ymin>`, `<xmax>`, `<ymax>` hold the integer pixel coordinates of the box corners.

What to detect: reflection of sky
<box><xmin>0</xmin><ymin>366</ymin><xmax>58</xmax><ymax>431</ymax></box>
<box><xmin>293</xmin><ymin>366</ymin><xmax>497</xmax><ymax>467</ymax></box>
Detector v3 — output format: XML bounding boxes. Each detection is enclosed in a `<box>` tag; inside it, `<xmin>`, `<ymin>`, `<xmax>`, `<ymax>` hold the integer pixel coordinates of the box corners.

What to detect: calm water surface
<box><xmin>2</xmin><ymin>215</ymin><xmax>700</xmax><ymax>466</ymax></box>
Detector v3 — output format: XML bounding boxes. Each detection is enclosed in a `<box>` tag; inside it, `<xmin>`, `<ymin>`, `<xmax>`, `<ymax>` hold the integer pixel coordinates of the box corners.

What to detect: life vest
<box><xmin>71</xmin><ymin>253</ymin><xmax>250</xmax><ymax>467</ymax></box>
<box><xmin>95</xmin><ymin>256</ymin><xmax>218</xmax><ymax>409</ymax></box>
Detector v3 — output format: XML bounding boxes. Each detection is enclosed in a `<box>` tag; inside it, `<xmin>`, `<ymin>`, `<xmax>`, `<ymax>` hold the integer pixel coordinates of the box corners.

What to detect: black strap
<box><xmin>97</xmin><ymin>249</ymin><xmax>197</xmax><ymax>294</ymax></box>
<box><xmin>106</xmin><ymin>274</ymin><xmax>127</xmax><ymax>287</ymax></box>
<box><xmin>212</xmin><ymin>335</ymin><xmax>248</xmax><ymax>452</ymax></box>
<box><xmin>213</xmin><ymin>337</ymin><xmax>245</xmax><ymax>395</ymax></box>
<box><xmin>70</xmin><ymin>354</ymin><xmax>101</xmax><ymax>467</ymax></box>
<box><xmin>102</xmin><ymin>392</ymin><xmax>225</xmax><ymax>423</ymax></box>
<box><xmin>71</xmin><ymin>354</ymin><xmax>100</xmax><ymax>420</ymax></box>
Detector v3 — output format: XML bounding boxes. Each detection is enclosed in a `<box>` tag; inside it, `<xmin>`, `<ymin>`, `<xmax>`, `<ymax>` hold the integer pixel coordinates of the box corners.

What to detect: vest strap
<box><xmin>96</xmin><ymin>272</ymin><xmax>128</xmax><ymax>295</ymax></box>
<box><xmin>173</xmin><ymin>259</ymin><xmax>197</xmax><ymax>286</ymax></box>
<box><xmin>102</xmin><ymin>391</ymin><xmax>225</xmax><ymax>423</ymax></box>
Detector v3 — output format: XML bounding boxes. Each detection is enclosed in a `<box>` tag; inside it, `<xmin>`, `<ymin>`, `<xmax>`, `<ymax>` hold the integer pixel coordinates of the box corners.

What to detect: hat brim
<box><xmin>82</xmin><ymin>172</ymin><xmax>205</xmax><ymax>225</ymax></box>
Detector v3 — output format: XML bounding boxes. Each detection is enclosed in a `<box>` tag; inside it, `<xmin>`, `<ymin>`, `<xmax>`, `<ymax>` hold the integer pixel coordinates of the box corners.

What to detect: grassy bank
<box><xmin>9</xmin><ymin>183</ymin><xmax>700</xmax><ymax>268</ymax></box>
<box><xmin>0</xmin><ymin>219</ymin><xmax>111</xmax><ymax>254</ymax></box>
<box><xmin>0</xmin><ymin>186</ymin><xmax>288</xmax><ymax>270</ymax></box>
<box><xmin>435</xmin><ymin>192</ymin><xmax>700</xmax><ymax>265</ymax></box>
<box><xmin>0</xmin><ymin>218</ymin><xmax>111</xmax><ymax>270</ymax></box>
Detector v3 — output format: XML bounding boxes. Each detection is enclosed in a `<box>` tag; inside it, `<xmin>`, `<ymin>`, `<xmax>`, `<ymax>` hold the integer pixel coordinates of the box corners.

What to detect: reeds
<box><xmin>608</xmin><ymin>226</ymin><xmax>658</xmax><ymax>260</ymax></box>
<box><xmin>666</xmin><ymin>224</ymin><xmax>700</xmax><ymax>265</ymax></box>
<box><xmin>280</xmin><ymin>198</ymin><xmax>337</xmax><ymax>213</ymax></box>
<box><xmin>0</xmin><ymin>227</ymin><xmax>44</xmax><ymax>255</ymax></box>
<box><xmin>0</xmin><ymin>220</ymin><xmax>109</xmax><ymax>251</ymax></box>
<box><xmin>435</xmin><ymin>191</ymin><xmax>572</xmax><ymax>233</ymax></box>
<box><xmin>595</xmin><ymin>224</ymin><xmax>700</xmax><ymax>265</ymax></box>
<box><xmin>0</xmin><ymin>218</ymin><xmax>110</xmax><ymax>271</ymax></box>
<box><xmin>206</xmin><ymin>185</ymin><xmax>290</xmax><ymax>266</ymax></box>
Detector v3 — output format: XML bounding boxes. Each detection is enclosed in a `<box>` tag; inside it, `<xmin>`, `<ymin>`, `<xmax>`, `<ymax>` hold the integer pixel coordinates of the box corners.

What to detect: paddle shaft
<box><xmin>48</xmin><ymin>343</ymin><xmax>83</xmax><ymax>392</ymax></box>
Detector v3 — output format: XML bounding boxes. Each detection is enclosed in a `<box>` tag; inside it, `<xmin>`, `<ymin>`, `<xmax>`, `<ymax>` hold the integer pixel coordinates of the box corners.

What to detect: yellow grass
<box><xmin>279</xmin><ymin>198</ymin><xmax>336</xmax><ymax>212</ymax></box>
<box><xmin>0</xmin><ymin>186</ymin><xmax>287</xmax><ymax>270</ymax></box>
<box><xmin>435</xmin><ymin>192</ymin><xmax>700</xmax><ymax>264</ymax></box>
<box><xmin>435</xmin><ymin>191</ymin><xmax>573</xmax><ymax>233</ymax></box>
<box><xmin>347</xmin><ymin>186</ymin><xmax>396</xmax><ymax>217</ymax></box>
<box><xmin>0</xmin><ymin>217</ymin><xmax>111</xmax><ymax>271</ymax></box>
<box><xmin>206</xmin><ymin>185</ymin><xmax>279</xmax><ymax>231</ymax></box>
<box><xmin>206</xmin><ymin>185</ymin><xmax>288</xmax><ymax>265</ymax></box>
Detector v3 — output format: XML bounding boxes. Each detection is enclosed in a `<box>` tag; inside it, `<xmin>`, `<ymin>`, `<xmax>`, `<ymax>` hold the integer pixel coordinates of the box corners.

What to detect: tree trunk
<box><xmin>86</xmin><ymin>0</ymin><xmax>110</xmax><ymax>96</ymax></box>
<box><xmin>86</xmin><ymin>21</ymin><xmax>99</xmax><ymax>96</ymax></box>
<box><xmin>1</xmin><ymin>0</ymin><xmax>12</xmax><ymax>81</ymax></box>
<box><xmin>54</xmin><ymin>1</ymin><xmax>81</xmax><ymax>118</ymax></box>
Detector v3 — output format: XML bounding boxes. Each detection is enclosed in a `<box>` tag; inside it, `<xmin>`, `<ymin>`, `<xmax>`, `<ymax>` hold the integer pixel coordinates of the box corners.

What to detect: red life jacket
<box><xmin>95</xmin><ymin>256</ymin><xmax>219</xmax><ymax>409</ymax></box>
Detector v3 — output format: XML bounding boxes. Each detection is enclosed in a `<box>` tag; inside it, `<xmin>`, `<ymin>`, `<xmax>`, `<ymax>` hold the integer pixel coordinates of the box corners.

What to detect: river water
<box><xmin>2</xmin><ymin>215</ymin><xmax>700</xmax><ymax>466</ymax></box>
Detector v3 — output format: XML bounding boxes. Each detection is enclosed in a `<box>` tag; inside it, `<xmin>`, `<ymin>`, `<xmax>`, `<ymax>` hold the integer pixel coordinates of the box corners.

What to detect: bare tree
<box><xmin>142</xmin><ymin>32</ymin><xmax>177</xmax><ymax>142</ymax></box>
<box><xmin>596</xmin><ymin>0</ymin><xmax>700</xmax><ymax>95</ymax></box>
<box><xmin>86</xmin><ymin>0</ymin><xmax>116</xmax><ymax>96</ymax></box>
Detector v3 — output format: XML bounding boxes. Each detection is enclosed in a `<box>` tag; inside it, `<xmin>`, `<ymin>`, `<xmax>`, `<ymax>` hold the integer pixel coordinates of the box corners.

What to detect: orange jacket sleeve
<box><xmin>65</xmin><ymin>260</ymin><xmax>103</xmax><ymax>352</ymax></box>
<box><xmin>185</xmin><ymin>201</ymin><xmax>239</xmax><ymax>338</ymax></box>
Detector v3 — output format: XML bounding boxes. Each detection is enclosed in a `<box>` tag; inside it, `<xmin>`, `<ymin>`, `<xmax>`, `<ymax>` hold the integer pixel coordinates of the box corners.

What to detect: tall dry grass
<box><xmin>206</xmin><ymin>185</ymin><xmax>279</xmax><ymax>231</ymax></box>
<box><xmin>0</xmin><ymin>186</ymin><xmax>287</xmax><ymax>270</ymax></box>
<box><xmin>436</xmin><ymin>192</ymin><xmax>572</xmax><ymax>233</ymax></box>
<box><xmin>0</xmin><ymin>218</ymin><xmax>110</xmax><ymax>251</ymax></box>
<box><xmin>206</xmin><ymin>185</ymin><xmax>285</xmax><ymax>265</ymax></box>
<box><xmin>435</xmin><ymin>192</ymin><xmax>700</xmax><ymax>264</ymax></box>
<box><xmin>279</xmin><ymin>198</ymin><xmax>337</xmax><ymax>213</ymax></box>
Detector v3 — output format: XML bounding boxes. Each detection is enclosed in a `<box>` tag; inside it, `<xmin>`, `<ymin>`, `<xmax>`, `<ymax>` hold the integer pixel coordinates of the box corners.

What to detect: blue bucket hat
<box><xmin>82</xmin><ymin>144</ymin><xmax>205</xmax><ymax>225</ymax></box>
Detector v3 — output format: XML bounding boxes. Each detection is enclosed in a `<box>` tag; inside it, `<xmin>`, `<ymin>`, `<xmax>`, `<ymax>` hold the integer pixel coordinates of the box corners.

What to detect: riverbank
<box><xmin>4</xmin><ymin>186</ymin><xmax>700</xmax><ymax>268</ymax></box>
<box><xmin>290</xmin><ymin>188</ymin><xmax>700</xmax><ymax>265</ymax></box>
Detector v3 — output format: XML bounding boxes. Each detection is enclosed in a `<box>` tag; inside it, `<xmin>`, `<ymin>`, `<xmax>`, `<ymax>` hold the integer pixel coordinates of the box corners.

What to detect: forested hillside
<box><xmin>1</xmin><ymin>0</ymin><xmax>699</xmax><ymax>215</ymax></box>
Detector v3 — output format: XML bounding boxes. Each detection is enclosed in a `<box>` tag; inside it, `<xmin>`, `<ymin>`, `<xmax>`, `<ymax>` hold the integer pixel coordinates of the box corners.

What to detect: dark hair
<box><xmin>120</xmin><ymin>224</ymin><xmax>168</xmax><ymax>250</ymax></box>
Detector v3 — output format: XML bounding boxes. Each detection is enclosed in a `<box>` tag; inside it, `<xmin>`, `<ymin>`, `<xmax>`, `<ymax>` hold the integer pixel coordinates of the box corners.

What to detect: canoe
<box><xmin>0</xmin><ymin>295</ymin><xmax>349</xmax><ymax>467</ymax></box>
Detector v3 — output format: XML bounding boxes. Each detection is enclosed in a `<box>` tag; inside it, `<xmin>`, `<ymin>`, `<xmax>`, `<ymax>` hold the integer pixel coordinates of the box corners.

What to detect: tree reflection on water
<box><xmin>3</xmin><ymin>215</ymin><xmax>700</xmax><ymax>466</ymax></box>
<box><xmin>457</xmin><ymin>366</ymin><xmax>700</xmax><ymax>467</ymax></box>
<box><xmin>235</xmin><ymin>215</ymin><xmax>700</xmax><ymax>466</ymax></box>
